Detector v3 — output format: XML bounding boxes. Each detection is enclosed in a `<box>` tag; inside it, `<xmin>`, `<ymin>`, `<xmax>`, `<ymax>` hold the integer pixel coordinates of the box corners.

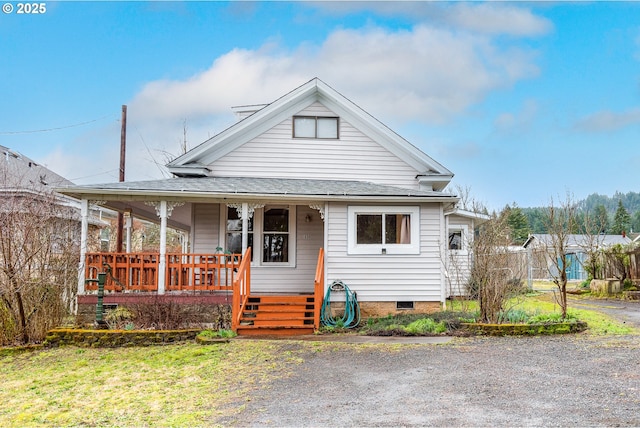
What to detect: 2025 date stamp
<box><xmin>3</xmin><ymin>3</ymin><xmax>47</xmax><ymax>14</ymax></box>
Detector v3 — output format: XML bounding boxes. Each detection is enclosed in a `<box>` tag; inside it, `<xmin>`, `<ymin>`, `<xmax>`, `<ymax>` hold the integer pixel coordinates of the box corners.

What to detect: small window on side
<box><xmin>448</xmin><ymin>230</ymin><xmax>463</xmax><ymax>250</ymax></box>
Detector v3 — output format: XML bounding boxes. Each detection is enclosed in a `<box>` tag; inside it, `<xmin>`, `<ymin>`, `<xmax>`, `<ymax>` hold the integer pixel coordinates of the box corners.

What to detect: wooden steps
<box><xmin>236</xmin><ymin>294</ymin><xmax>318</xmax><ymax>336</ymax></box>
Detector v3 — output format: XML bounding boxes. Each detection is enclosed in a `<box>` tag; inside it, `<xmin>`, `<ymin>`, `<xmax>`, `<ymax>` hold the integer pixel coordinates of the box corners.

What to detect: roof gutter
<box><xmin>56</xmin><ymin>187</ymin><xmax>460</xmax><ymax>204</ymax></box>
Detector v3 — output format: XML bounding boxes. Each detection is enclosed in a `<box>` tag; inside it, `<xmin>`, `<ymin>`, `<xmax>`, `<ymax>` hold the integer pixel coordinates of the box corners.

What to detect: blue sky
<box><xmin>1</xmin><ymin>1</ymin><xmax>639</xmax><ymax>211</ymax></box>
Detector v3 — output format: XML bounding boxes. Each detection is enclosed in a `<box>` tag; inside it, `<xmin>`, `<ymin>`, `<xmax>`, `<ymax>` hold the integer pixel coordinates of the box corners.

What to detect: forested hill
<box><xmin>578</xmin><ymin>191</ymin><xmax>640</xmax><ymax>214</ymax></box>
<box><xmin>518</xmin><ymin>191</ymin><xmax>640</xmax><ymax>236</ymax></box>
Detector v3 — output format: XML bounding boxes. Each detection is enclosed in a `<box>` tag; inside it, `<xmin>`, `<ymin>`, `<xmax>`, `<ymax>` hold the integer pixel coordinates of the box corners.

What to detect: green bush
<box><xmin>528</xmin><ymin>312</ymin><xmax>577</xmax><ymax>325</ymax></box>
<box><xmin>498</xmin><ymin>309</ymin><xmax>530</xmax><ymax>324</ymax></box>
<box><xmin>403</xmin><ymin>318</ymin><xmax>446</xmax><ymax>335</ymax></box>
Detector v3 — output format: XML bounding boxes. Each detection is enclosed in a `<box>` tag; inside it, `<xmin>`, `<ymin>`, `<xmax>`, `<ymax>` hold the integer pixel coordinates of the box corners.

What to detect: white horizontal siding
<box><xmin>190</xmin><ymin>203</ymin><xmax>323</xmax><ymax>292</ymax></box>
<box><xmin>192</xmin><ymin>203</ymin><xmax>219</xmax><ymax>253</ymax></box>
<box><xmin>210</xmin><ymin>102</ymin><xmax>420</xmax><ymax>189</ymax></box>
<box><xmin>325</xmin><ymin>202</ymin><xmax>444</xmax><ymax>302</ymax></box>
<box><xmin>445</xmin><ymin>215</ymin><xmax>475</xmax><ymax>296</ymax></box>
<box><xmin>251</xmin><ymin>205</ymin><xmax>324</xmax><ymax>293</ymax></box>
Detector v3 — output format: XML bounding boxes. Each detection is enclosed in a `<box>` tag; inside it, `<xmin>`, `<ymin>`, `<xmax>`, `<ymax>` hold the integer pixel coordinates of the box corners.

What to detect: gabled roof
<box><xmin>166</xmin><ymin>78</ymin><xmax>453</xmax><ymax>186</ymax></box>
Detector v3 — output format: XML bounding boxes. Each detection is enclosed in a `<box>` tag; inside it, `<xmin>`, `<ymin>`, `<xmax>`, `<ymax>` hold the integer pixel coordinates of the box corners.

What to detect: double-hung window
<box><xmin>262</xmin><ymin>207</ymin><xmax>291</xmax><ymax>263</ymax></box>
<box><xmin>293</xmin><ymin>116</ymin><xmax>339</xmax><ymax>139</ymax></box>
<box><xmin>347</xmin><ymin>206</ymin><xmax>420</xmax><ymax>255</ymax></box>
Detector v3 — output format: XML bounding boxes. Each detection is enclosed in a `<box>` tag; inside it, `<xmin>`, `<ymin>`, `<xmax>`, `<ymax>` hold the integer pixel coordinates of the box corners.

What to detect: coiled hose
<box><xmin>321</xmin><ymin>280</ymin><xmax>361</xmax><ymax>328</ymax></box>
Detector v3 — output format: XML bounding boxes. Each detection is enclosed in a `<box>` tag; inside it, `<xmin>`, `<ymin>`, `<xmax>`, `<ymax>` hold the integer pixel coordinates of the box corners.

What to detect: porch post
<box><xmin>158</xmin><ymin>200</ymin><xmax>168</xmax><ymax>294</ymax></box>
<box><xmin>241</xmin><ymin>202</ymin><xmax>249</xmax><ymax>253</ymax></box>
<box><xmin>124</xmin><ymin>210</ymin><xmax>132</xmax><ymax>253</ymax></box>
<box><xmin>77</xmin><ymin>198</ymin><xmax>89</xmax><ymax>298</ymax></box>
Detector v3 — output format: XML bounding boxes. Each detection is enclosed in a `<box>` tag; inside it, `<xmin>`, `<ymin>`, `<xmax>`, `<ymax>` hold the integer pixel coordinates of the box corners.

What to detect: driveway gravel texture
<box><xmin>219</xmin><ymin>300</ymin><xmax>640</xmax><ymax>427</ymax></box>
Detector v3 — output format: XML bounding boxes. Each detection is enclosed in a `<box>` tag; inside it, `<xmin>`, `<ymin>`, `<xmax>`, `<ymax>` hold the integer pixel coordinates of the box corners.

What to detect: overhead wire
<box><xmin>0</xmin><ymin>114</ymin><xmax>115</xmax><ymax>135</ymax></box>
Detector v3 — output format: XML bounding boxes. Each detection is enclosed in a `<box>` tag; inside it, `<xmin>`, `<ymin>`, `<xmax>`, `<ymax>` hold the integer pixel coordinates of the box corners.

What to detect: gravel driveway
<box><xmin>219</xmin><ymin>302</ymin><xmax>640</xmax><ymax>427</ymax></box>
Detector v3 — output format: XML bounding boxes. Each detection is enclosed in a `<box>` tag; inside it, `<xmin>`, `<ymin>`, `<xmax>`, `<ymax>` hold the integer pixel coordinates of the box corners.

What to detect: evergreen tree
<box><xmin>593</xmin><ymin>204</ymin><xmax>609</xmax><ymax>234</ymax></box>
<box><xmin>612</xmin><ymin>200</ymin><xmax>631</xmax><ymax>235</ymax></box>
<box><xmin>501</xmin><ymin>203</ymin><xmax>530</xmax><ymax>244</ymax></box>
<box><xmin>632</xmin><ymin>211</ymin><xmax>640</xmax><ymax>234</ymax></box>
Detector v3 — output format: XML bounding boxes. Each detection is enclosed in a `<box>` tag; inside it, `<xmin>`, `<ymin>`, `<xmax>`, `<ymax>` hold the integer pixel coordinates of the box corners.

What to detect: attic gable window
<box><xmin>293</xmin><ymin>116</ymin><xmax>339</xmax><ymax>139</ymax></box>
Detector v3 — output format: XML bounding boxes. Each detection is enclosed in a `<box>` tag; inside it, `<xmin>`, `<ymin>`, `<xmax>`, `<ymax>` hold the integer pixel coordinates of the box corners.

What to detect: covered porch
<box><xmin>65</xmin><ymin>180</ymin><xmax>329</xmax><ymax>335</ymax></box>
<box><xmin>79</xmin><ymin>246</ymin><xmax>325</xmax><ymax>335</ymax></box>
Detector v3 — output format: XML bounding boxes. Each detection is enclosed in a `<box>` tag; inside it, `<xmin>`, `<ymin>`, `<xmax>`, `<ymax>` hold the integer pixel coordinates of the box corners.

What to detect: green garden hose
<box><xmin>321</xmin><ymin>280</ymin><xmax>361</xmax><ymax>328</ymax></box>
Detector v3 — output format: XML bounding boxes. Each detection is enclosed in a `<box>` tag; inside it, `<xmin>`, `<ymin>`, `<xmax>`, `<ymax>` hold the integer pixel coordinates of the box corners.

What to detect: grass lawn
<box><xmin>0</xmin><ymin>293</ymin><xmax>635</xmax><ymax>426</ymax></box>
<box><xmin>0</xmin><ymin>341</ymin><xmax>307</xmax><ymax>427</ymax></box>
<box><xmin>447</xmin><ymin>291</ymin><xmax>637</xmax><ymax>335</ymax></box>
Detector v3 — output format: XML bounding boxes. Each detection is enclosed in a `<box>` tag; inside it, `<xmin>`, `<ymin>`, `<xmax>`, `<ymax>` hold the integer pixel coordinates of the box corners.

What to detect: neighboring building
<box><xmin>59</xmin><ymin>78</ymin><xmax>485</xmax><ymax>333</ymax></box>
<box><xmin>523</xmin><ymin>233</ymin><xmax>632</xmax><ymax>281</ymax></box>
<box><xmin>0</xmin><ymin>145</ymin><xmax>107</xmax><ymax>248</ymax></box>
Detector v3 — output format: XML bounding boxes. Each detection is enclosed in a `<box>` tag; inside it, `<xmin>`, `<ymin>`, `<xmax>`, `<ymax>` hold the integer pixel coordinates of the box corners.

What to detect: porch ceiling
<box><xmin>57</xmin><ymin>176</ymin><xmax>458</xmax><ymax>204</ymax></box>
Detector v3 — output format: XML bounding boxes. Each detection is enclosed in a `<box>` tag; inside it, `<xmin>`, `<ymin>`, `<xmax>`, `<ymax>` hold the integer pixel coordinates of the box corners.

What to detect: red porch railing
<box><xmin>166</xmin><ymin>253</ymin><xmax>241</xmax><ymax>291</ymax></box>
<box><xmin>84</xmin><ymin>252</ymin><xmax>242</xmax><ymax>293</ymax></box>
<box><xmin>232</xmin><ymin>247</ymin><xmax>252</xmax><ymax>332</ymax></box>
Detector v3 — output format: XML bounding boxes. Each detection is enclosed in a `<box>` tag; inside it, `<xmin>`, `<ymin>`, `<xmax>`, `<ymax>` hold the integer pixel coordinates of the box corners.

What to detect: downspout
<box><xmin>323</xmin><ymin>202</ymin><xmax>329</xmax><ymax>293</ymax></box>
<box><xmin>440</xmin><ymin>206</ymin><xmax>447</xmax><ymax>310</ymax></box>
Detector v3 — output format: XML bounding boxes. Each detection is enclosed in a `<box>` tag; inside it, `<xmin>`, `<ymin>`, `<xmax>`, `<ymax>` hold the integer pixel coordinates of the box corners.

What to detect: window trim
<box><xmin>222</xmin><ymin>205</ymin><xmax>297</xmax><ymax>267</ymax></box>
<box><xmin>257</xmin><ymin>205</ymin><xmax>297</xmax><ymax>267</ymax></box>
<box><xmin>447</xmin><ymin>225</ymin><xmax>468</xmax><ymax>253</ymax></box>
<box><xmin>223</xmin><ymin>205</ymin><xmax>254</xmax><ymax>260</ymax></box>
<box><xmin>347</xmin><ymin>206</ymin><xmax>420</xmax><ymax>255</ymax></box>
<box><xmin>292</xmin><ymin>116</ymin><xmax>339</xmax><ymax>140</ymax></box>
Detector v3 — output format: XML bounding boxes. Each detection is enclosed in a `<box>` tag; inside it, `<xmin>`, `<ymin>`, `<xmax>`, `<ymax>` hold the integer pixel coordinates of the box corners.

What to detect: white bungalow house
<box><xmin>59</xmin><ymin>78</ymin><xmax>482</xmax><ymax>335</ymax></box>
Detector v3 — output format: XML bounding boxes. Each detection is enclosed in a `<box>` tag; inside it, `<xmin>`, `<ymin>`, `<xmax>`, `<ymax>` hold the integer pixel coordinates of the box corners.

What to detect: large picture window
<box><xmin>293</xmin><ymin>116</ymin><xmax>339</xmax><ymax>139</ymax></box>
<box><xmin>348</xmin><ymin>206</ymin><xmax>420</xmax><ymax>255</ymax></box>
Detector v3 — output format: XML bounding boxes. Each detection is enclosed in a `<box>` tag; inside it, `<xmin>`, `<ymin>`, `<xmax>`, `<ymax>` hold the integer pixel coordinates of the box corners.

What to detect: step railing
<box><xmin>232</xmin><ymin>247</ymin><xmax>252</xmax><ymax>332</ymax></box>
<box><xmin>313</xmin><ymin>248</ymin><xmax>325</xmax><ymax>329</ymax></box>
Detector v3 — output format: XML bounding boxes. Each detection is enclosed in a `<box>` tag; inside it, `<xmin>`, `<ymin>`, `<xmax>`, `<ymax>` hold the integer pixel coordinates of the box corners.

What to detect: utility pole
<box><xmin>116</xmin><ymin>105</ymin><xmax>127</xmax><ymax>253</ymax></box>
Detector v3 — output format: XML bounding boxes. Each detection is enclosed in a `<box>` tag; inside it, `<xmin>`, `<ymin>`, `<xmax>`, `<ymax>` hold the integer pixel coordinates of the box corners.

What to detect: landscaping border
<box><xmin>461</xmin><ymin>321</ymin><xmax>588</xmax><ymax>336</ymax></box>
<box><xmin>44</xmin><ymin>328</ymin><xmax>201</xmax><ymax>348</ymax></box>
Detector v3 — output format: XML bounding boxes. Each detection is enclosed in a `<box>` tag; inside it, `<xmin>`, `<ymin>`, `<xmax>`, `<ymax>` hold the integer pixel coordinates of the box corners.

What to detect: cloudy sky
<box><xmin>1</xmin><ymin>1</ymin><xmax>639</xmax><ymax>210</ymax></box>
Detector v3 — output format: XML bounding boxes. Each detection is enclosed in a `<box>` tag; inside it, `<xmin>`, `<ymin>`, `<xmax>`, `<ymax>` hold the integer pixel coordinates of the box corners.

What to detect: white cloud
<box><xmin>575</xmin><ymin>108</ymin><xmax>640</xmax><ymax>133</ymax></box>
<box><xmin>310</xmin><ymin>2</ymin><xmax>553</xmax><ymax>37</ymax></box>
<box><xmin>445</xmin><ymin>3</ymin><xmax>552</xmax><ymax>36</ymax></box>
<box><xmin>125</xmin><ymin>17</ymin><xmax>544</xmax><ymax>182</ymax></box>
<box><xmin>130</xmin><ymin>23</ymin><xmax>540</xmax><ymax>125</ymax></box>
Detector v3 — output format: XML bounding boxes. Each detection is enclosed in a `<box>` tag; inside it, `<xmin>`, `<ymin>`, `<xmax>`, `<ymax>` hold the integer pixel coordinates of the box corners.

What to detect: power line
<box><xmin>68</xmin><ymin>169</ymin><xmax>120</xmax><ymax>183</ymax></box>
<box><xmin>0</xmin><ymin>115</ymin><xmax>116</xmax><ymax>135</ymax></box>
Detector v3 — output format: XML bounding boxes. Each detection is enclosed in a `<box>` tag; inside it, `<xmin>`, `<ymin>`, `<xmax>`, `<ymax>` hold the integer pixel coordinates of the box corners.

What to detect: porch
<box><xmin>80</xmin><ymin>247</ymin><xmax>325</xmax><ymax>335</ymax></box>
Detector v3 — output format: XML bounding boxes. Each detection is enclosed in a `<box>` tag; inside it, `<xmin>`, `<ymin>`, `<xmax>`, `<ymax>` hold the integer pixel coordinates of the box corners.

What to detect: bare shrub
<box><xmin>0</xmin><ymin>157</ymin><xmax>79</xmax><ymax>345</ymax></box>
<box><xmin>471</xmin><ymin>214</ymin><xmax>525</xmax><ymax>323</ymax></box>
<box><xmin>542</xmin><ymin>194</ymin><xmax>577</xmax><ymax>319</ymax></box>
<box><xmin>123</xmin><ymin>297</ymin><xmax>230</xmax><ymax>330</ymax></box>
